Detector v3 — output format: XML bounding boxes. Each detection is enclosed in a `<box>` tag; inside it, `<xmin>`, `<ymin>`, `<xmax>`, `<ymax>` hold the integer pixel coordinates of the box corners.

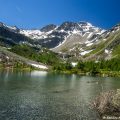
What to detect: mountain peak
<box><xmin>40</xmin><ymin>24</ymin><xmax>57</xmax><ymax>32</ymax></box>
<box><xmin>20</xmin><ymin>21</ymin><xmax>105</xmax><ymax>49</ymax></box>
<box><xmin>57</xmin><ymin>21</ymin><xmax>80</xmax><ymax>31</ymax></box>
<box><xmin>0</xmin><ymin>22</ymin><xmax>19</xmax><ymax>32</ymax></box>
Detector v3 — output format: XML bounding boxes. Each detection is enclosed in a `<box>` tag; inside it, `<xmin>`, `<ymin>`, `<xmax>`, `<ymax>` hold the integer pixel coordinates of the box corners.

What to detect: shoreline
<box><xmin>52</xmin><ymin>70</ymin><xmax>120</xmax><ymax>77</ymax></box>
<box><xmin>0</xmin><ymin>67</ymin><xmax>120</xmax><ymax>77</ymax></box>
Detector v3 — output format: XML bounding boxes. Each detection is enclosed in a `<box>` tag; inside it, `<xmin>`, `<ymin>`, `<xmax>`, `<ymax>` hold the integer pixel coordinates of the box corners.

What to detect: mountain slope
<box><xmin>0</xmin><ymin>22</ymin><xmax>36</xmax><ymax>48</ymax></box>
<box><xmin>0</xmin><ymin>46</ymin><xmax>48</xmax><ymax>69</ymax></box>
<box><xmin>0</xmin><ymin>21</ymin><xmax>120</xmax><ymax>62</ymax></box>
<box><xmin>20</xmin><ymin>21</ymin><xmax>105</xmax><ymax>49</ymax></box>
<box><xmin>78</xmin><ymin>24</ymin><xmax>120</xmax><ymax>60</ymax></box>
<box><xmin>0</xmin><ymin>21</ymin><xmax>105</xmax><ymax>50</ymax></box>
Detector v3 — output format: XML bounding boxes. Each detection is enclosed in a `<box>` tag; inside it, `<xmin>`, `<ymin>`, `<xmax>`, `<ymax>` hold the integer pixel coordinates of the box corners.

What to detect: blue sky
<box><xmin>0</xmin><ymin>0</ymin><xmax>120</xmax><ymax>29</ymax></box>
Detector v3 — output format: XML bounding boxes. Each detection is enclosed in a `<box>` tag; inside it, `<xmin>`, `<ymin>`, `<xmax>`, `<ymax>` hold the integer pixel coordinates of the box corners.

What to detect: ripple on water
<box><xmin>0</xmin><ymin>72</ymin><xmax>119</xmax><ymax>120</ymax></box>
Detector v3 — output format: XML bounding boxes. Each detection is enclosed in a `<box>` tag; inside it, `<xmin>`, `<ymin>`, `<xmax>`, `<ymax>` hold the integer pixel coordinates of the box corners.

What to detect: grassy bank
<box><xmin>52</xmin><ymin>69</ymin><xmax>120</xmax><ymax>77</ymax></box>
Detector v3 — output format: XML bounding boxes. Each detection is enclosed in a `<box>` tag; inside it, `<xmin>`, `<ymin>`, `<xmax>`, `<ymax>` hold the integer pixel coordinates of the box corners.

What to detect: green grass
<box><xmin>112</xmin><ymin>45</ymin><xmax>120</xmax><ymax>58</ymax></box>
<box><xmin>10</xmin><ymin>44</ymin><xmax>61</xmax><ymax>66</ymax></box>
<box><xmin>83</xmin><ymin>30</ymin><xmax>120</xmax><ymax>58</ymax></box>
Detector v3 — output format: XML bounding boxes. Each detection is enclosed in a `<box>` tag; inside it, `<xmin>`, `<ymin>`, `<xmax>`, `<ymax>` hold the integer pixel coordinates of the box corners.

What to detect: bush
<box><xmin>92</xmin><ymin>89</ymin><xmax>120</xmax><ymax>117</ymax></box>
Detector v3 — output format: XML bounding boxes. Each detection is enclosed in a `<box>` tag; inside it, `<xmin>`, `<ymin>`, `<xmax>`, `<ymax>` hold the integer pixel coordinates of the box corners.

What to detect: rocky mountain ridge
<box><xmin>20</xmin><ymin>21</ymin><xmax>105</xmax><ymax>49</ymax></box>
<box><xmin>0</xmin><ymin>21</ymin><xmax>120</xmax><ymax>61</ymax></box>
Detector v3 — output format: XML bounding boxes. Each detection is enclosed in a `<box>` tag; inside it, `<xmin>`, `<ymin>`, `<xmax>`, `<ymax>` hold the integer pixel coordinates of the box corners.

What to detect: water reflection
<box><xmin>30</xmin><ymin>71</ymin><xmax>48</xmax><ymax>77</ymax></box>
<box><xmin>0</xmin><ymin>71</ymin><xmax>120</xmax><ymax>120</ymax></box>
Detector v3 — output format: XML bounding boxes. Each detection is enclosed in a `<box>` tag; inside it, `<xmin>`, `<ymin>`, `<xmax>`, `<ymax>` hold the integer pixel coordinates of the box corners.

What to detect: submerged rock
<box><xmin>92</xmin><ymin>89</ymin><xmax>120</xmax><ymax>117</ymax></box>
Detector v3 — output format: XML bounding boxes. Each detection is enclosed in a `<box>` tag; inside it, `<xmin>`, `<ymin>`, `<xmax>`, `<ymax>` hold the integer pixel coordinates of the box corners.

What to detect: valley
<box><xmin>0</xmin><ymin>21</ymin><xmax>120</xmax><ymax>76</ymax></box>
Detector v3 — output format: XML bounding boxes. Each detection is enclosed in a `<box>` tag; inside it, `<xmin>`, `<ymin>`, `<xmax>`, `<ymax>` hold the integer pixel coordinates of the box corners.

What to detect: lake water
<box><xmin>0</xmin><ymin>70</ymin><xmax>120</xmax><ymax>120</ymax></box>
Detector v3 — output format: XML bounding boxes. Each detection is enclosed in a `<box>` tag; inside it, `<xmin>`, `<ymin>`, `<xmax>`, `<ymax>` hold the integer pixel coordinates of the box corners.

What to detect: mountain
<box><xmin>0</xmin><ymin>46</ymin><xmax>48</xmax><ymax>69</ymax></box>
<box><xmin>0</xmin><ymin>22</ymin><xmax>39</xmax><ymax>48</ymax></box>
<box><xmin>0</xmin><ymin>21</ymin><xmax>120</xmax><ymax>62</ymax></box>
<box><xmin>0</xmin><ymin>21</ymin><xmax>105</xmax><ymax>49</ymax></box>
<box><xmin>20</xmin><ymin>21</ymin><xmax>105</xmax><ymax>49</ymax></box>
<box><xmin>77</xmin><ymin>24</ymin><xmax>120</xmax><ymax>60</ymax></box>
<box><xmin>0</xmin><ymin>22</ymin><xmax>49</xmax><ymax>69</ymax></box>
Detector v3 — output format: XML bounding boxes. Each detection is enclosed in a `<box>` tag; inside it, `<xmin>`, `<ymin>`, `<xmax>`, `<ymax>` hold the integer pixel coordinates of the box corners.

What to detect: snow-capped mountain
<box><xmin>20</xmin><ymin>24</ymin><xmax>58</xmax><ymax>40</ymax></box>
<box><xmin>0</xmin><ymin>22</ymin><xmax>33</xmax><ymax>47</ymax></box>
<box><xmin>1</xmin><ymin>21</ymin><xmax>120</xmax><ymax>61</ymax></box>
<box><xmin>20</xmin><ymin>21</ymin><xmax>106</xmax><ymax>49</ymax></box>
<box><xmin>0</xmin><ymin>22</ymin><xmax>20</xmax><ymax>33</ymax></box>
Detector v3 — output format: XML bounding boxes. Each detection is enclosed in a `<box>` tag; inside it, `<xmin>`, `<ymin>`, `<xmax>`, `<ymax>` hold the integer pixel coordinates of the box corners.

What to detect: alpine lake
<box><xmin>0</xmin><ymin>70</ymin><xmax>120</xmax><ymax>120</ymax></box>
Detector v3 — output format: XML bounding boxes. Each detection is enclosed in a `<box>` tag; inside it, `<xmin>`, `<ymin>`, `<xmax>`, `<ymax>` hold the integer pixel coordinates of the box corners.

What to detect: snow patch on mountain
<box><xmin>87</xmin><ymin>32</ymin><xmax>93</xmax><ymax>39</ymax></box>
<box><xmin>20</xmin><ymin>27</ymin><xmax>57</xmax><ymax>40</ymax></box>
<box><xmin>31</xmin><ymin>63</ymin><xmax>48</xmax><ymax>69</ymax></box>
<box><xmin>80</xmin><ymin>50</ymin><xmax>93</xmax><ymax>56</ymax></box>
